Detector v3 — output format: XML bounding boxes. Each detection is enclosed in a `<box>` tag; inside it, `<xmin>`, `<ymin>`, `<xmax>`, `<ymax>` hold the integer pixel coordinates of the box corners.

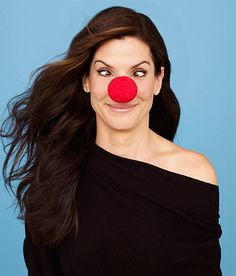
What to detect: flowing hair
<box><xmin>0</xmin><ymin>6</ymin><xmax>180</xmax><ymax>248</ymax></box>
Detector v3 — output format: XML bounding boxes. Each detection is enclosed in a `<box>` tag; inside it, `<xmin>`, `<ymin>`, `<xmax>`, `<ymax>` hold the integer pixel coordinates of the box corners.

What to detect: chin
<box><xmin>107</xmin><ymin>122</ymin><xmax>136</xmax><ymax>132</ymax></box>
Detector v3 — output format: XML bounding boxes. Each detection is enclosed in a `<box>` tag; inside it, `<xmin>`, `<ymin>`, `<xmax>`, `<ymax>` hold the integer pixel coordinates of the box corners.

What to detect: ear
<box><xmin>82</xmin><ymin>74</ymin><xmax>91</xmax><ymax>93</ymax></box>
<box><xmin>154</xmin><ymin>66</ymin><xmax>165</xmax><ymax>95</ymax></box>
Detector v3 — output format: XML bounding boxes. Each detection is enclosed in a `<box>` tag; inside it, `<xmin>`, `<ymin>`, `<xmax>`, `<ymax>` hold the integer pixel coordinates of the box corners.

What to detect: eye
<box><xmin>96</xmin><ymin>68</ymin><xmax>146</xmax><ymax>78</ymax></box>
<box><xmin>97</xmin><ymin>69</ymin><xmax>111</xmax><ymax>77</ymax></box>
<box><xmin>133</xmin><ymin>69</ymin><xmax>146</xmax><ymax>78</ymax></box>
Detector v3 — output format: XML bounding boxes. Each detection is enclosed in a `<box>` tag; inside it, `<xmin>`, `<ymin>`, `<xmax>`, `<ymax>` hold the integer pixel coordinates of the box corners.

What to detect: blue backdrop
<box><xmin>1</xmin><ymin>0</ymin><xmax>235</xmax><ymax>275</ymax></box>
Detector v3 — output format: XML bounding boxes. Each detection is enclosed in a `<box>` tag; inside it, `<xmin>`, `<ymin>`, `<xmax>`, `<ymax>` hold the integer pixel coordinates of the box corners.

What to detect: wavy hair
<box><xmin>0</xmin><ymin>6</ymin><xmax>180</xmax><ymax>247</ymax></box>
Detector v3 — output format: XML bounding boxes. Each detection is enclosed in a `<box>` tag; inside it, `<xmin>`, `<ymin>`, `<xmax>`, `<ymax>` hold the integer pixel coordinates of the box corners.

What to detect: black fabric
<box><xmin>24</xmin><ymin>142</ymin><xmax>222</xmax><ymax>275</ymax></box>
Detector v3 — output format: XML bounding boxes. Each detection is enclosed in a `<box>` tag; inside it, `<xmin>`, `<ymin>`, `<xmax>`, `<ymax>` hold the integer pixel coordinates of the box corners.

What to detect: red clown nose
<box><xmin>108</xmin><ymin>76</ymin><xmax>138</xmax><ymax>103</ymax></box>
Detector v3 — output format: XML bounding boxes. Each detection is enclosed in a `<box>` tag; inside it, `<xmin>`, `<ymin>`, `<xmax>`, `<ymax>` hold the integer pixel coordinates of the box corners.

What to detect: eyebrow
<box><xmin>94</xmin><ymin>59</ymin><xmax>150</xmax><ymax>69</ymax></box>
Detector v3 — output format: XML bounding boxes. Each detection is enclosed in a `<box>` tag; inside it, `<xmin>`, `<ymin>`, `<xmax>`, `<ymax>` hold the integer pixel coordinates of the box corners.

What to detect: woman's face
<box><xmin>83</xmin><ymin>36</ymin><xmax>164</xmax><ymax>132</ymax></box>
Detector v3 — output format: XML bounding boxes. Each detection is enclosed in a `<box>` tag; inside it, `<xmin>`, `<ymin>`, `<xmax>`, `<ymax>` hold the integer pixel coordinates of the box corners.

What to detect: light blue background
<box><xmin>1</xmin><ymin>1</ymin><xmax>235</xmax><ymax>275</ymax></box>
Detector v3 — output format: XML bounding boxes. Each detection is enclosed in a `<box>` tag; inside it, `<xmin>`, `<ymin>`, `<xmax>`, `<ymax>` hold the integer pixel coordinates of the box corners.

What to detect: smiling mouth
<box><xmin>106</xmin><ymin>104</ymin><xmax>137</xmax><ymax>113</ymax></box>
<box><xmin>108</xmin><ymin>104</ymin><xmax>137</xmax><ymax>108</ymax></box>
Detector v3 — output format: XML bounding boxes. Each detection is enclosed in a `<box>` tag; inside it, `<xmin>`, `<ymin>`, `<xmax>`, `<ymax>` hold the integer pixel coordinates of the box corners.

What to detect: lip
<box><xmin>107</xmin><ymin>104</ymin><xmax>137</xmax><ymax>113</ymax></box>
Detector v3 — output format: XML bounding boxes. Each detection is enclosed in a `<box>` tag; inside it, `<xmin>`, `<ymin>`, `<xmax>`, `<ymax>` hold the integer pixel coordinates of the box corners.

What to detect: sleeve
<box><xmin>23</xmin><ymin>223</ymin><xmax>64</xmax><ymax>276</ymax></box>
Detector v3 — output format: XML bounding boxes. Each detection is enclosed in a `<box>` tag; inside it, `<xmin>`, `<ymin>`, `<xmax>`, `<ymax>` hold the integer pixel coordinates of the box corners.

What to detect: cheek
<box><xmin>136</xmin><ymin>80</ymin><xmax>154</xmax><ymax>100</ymax></box>
<box><xmin>90</xmin><ymin>77</ymin><xmax>154</xmax><ymax>101</ymax></box>
<box><xmin>90</xmin><ymin>78</ymin><xmax>110</xmax><ymax>99</ymax></box>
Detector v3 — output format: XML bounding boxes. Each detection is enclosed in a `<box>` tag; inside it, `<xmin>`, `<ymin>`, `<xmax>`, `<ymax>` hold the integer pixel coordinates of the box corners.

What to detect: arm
<box><xmin>23</xmin><ymin>224</ymin><xmax>63</xmax><ymax>276</ymax></box>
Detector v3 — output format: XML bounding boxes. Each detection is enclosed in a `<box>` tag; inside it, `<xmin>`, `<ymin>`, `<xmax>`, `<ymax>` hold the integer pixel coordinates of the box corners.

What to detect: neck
<box><xmin>95</xmin><ymin>123</ymin><xmax>157</xmax><ymax>160</ymax></box>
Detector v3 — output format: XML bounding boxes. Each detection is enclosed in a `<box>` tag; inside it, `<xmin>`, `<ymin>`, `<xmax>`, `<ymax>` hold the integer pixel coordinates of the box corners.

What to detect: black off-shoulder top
<box><xmin>23</xmin><ymin>142</ymin><xmax>222</xmax><ymax>276</ymax></box>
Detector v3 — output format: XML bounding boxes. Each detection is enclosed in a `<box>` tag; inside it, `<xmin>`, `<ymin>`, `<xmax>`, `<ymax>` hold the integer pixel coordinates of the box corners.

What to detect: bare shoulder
<box><xmin>152</xmin><ymin>134</ymin><xmax>218</xmax><ymax>186</ymax></box>
<box><xmin>173</xmin><ymin>145</ymin><xmax>218</xmax><ymax>186</ymax></box>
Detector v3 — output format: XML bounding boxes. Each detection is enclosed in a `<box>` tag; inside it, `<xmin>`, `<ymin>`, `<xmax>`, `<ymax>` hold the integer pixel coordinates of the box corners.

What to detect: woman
<box><xmin>1</xmin><ymin>6</ymin><xmax>222</xmax><ymax>275</ymax></box>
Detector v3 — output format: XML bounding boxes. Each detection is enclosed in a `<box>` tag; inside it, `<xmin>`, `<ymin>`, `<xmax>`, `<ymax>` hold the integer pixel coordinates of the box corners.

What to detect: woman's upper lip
<box><xmin>107</xmin><ymin>104</ymin><xmax>137</xmax><ymax>108</ymax></box>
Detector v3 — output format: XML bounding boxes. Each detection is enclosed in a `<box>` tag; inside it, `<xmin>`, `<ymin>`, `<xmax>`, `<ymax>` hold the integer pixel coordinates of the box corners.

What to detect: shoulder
<box><xmin>174</xmin><ymin>147</ymin><xmax>218</xmax><ymax>186</ymax></box>
<box><xmin>151</xmin><ymin>132</ymin><xmax>218</xmax><ymax>186</ymax></box>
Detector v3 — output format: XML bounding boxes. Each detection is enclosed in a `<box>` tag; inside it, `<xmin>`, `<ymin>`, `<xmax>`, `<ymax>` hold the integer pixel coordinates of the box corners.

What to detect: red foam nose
<box><xmin>108</xmin><ymin>76</ymin><xmax>137</xmax><ymax>103</ymax></box>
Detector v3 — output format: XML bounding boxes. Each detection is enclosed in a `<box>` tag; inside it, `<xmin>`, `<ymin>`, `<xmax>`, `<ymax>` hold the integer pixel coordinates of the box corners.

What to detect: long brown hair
<box><xmin>0</xmin><ymin>6</ymin><xmax>180</xmax><ymax>248</ymax></box>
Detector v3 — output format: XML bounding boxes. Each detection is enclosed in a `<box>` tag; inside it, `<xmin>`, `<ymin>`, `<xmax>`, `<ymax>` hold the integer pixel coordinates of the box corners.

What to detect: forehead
<box><xmin>92</xmin><ymin>36</ymin><xmax>153</xmax><ymax>64</ymax></box>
